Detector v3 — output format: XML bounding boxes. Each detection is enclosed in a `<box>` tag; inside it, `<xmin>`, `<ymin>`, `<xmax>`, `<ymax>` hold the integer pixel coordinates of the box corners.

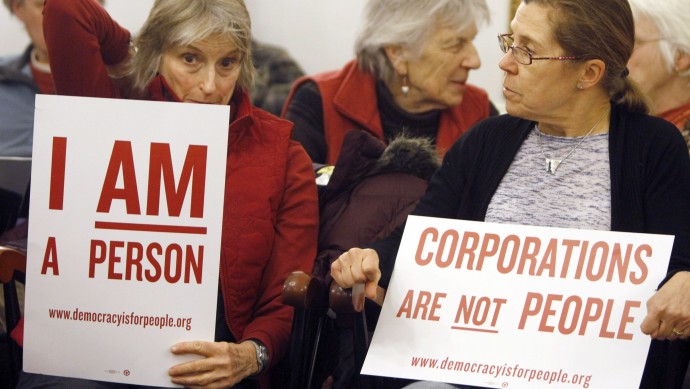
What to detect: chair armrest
<box><xmin>0</xmin><ymin>246</ymin><xmax>26</xmax><ymax>283</ymax></box>
<box><xmin>329</xmin><ymin>281</ymin><xmax>386</xmax><ymax>314</ymax></box>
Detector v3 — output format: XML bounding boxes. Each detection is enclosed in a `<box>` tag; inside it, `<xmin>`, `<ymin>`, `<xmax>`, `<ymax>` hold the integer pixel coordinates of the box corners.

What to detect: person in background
<box><xmin>627</xmin><ymin>2</ymin><xmax>690</xmax><ymax>387</ymax></box>
<box><xmin>0</xmin><ymin>0</ymin><xmax>106</xmax><ymax>156</ymax></box>
<box><xmin>627</xmin><ymin>0</ymin><xmax>690</xmax><ymax>151</ymax></box>
<box><xmin>282</xmin><ymin>0</ymin><xmax>497</xmax><ymax>165</ymax></box>
<box><xmin>0</xmin><ymin>0</ymin><xmax>56</xmax><ymax>158</ymax></box>
<box><xmin>250</xmin><ymin>39</ymin><xmax>304</xmax><ymax>116</ymax></box>
<box><xmin>330</xmin><ymin>0</ymin><xmax>690</xmax><ymax>388</ymax></box>
<box><xmin>0</xmin><ymin>0</ymin><xmax>102</xmax><ymax>346</ymax></box>
<box><xmin>18</xmin><ymin>0</ymin><xmax>318</xmax><ymax>388</ymax></box>
<box><xmin>0</xmin><ymin>0</ymin><xmax>48</xmax><ymax>356</ymax></box>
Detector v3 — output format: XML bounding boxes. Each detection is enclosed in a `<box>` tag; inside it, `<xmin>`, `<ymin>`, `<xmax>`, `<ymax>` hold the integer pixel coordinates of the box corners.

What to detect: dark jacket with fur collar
<box><xmin>313</xmin><ymin>129</ymin><xmax>440</xmax><ymax>281</ymax></box>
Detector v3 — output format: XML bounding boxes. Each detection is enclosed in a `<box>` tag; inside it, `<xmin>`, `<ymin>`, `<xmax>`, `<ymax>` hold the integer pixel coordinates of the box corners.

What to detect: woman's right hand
<box><xmin>331</xmin><ymin>248</ymin><xmax>382</xmax><ymax>301</ymax></box>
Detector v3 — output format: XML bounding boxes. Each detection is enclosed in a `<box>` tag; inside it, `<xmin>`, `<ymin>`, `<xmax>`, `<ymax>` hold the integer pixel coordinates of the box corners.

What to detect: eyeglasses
<box><xmin>498</xmin><ymin>33</ymin><xmax>579</xmax><ymax>65</ymax></box>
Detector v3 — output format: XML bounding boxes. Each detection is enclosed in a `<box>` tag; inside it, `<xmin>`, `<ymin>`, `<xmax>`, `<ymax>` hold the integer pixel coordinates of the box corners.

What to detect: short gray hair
<box><xmin>129</xmin><ymin>0</ymin><xmax>254</xmax><ymax>95</ymax></box>
<box><xmin>355</xmin><ymin>0</ymin><xmax>489</xmax><ymax>83</ymax></box>
<box><xmin>628</xmin><ymin>0</ymin><xmax>690</xmax><ymax>78</ymax></box>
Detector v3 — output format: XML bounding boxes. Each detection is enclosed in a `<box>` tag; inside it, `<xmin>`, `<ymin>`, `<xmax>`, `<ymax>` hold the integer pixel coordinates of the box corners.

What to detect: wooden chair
<box><xmin>281</xmin><ymin>132</ymin><xmax>438</xmax><ymax>388</ymax></box>
<box><xmin>281</xmin><ymin>271</ymin><xmax>330</xmax><ymax>389</ymax></box>
<box><xmin>0</xmin><ymin>245</ymin><xmax>26</xmax><ymax>389</ymax></box>
<box><xmin>329</xmin><ymin>282</ymin><xmax>389</xmax><ymax>389</ymax></box>
<box><xmin>282</xmin><ymin>271</ymin><xmax>389</xmax><ymax>389</ymax></box>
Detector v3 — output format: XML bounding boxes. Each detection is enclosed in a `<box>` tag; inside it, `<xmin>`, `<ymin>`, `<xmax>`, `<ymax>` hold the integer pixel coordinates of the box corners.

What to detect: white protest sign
<box><xmin>23</xmin><ymin>95</ymin><xmax>229</xmax><ymax>387</ymax></box>
<box><xmin>363</xmin><ymin>216</ymin><xmax>673</xmax><ymax>388</ymax></box>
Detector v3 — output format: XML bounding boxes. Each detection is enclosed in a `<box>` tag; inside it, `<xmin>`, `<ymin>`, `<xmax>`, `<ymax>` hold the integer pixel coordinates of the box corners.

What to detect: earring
<box><xmin>576</xmin><ymin>83</ymin><xmax>584</xmax><ymax>90</ymax></box>
<box><xmin>401</xmin><ymin>75</ymin><xmax>410</xmax><ymax>96</ymax></box>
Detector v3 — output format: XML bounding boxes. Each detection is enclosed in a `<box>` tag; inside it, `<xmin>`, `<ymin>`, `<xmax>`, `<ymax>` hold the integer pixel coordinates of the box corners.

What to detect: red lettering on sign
<box><xmin>396</xmin><ymin>290</ymin><xmax>445</xmax><ymax>321</ymax></box>
<box><xmin>41</xmin><ymin>236</ymin><xmax>60</xmax><ymax>275</ymax></box>
<box><xmin>147</xmin><ymin>143</ymin><xmax>207</xmax><ymax>218</ymax></box>
<box><xmin>96</xmin><ymin>142</ymin><xmax>207</xmax><ymax>218</ymax></box>
<box><xmin>519</xmin><ymin>292</ymin><xmax>640</xmax><ymax>339</ymax></box>
<box><xmin>97</xmin><ymin>141</ymin><xmax>141</xmax><ymax>214</ymax></box>
<box><xmin>454</xmin><ymin>295</ymin><xmax>506</xmax><ymax>327</ymax></box>
<box><xmin>49</xmin><ymin>137</ymin><xmax>67</xmax><ymax>210</ymax></box>
<box><xmin>415</xmin><ymin>228</ymin><xmax>438</xmax><ymax>266</ymax></box>
<box><xmin>89</xmin><ymin>239</ymin><xmax>203</xmax><ymax>284</ymax></box>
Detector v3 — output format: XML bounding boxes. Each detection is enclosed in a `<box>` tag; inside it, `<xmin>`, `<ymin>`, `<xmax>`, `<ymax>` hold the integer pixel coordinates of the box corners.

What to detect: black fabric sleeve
<box><xmin>489</xmin><ymin>100</ymin><xmax>500</xmax><ymax>117</ymax></box>
<box><xmin>643</xmin><ymin>123</ymin><xmax>690</xmax><ymax>282</ymax></box>
<box><xmin>284</xmin><ymin>81</ymin><xmax>327</xmax><ymax>163</ymax></box>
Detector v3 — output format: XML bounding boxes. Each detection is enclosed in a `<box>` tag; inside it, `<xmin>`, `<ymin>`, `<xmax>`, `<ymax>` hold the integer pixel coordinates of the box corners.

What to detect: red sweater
<box><xmin>284</xmin><ymin>60</ymin><xmax>491</xmax><ymax>164</ymax></box>
<box><xmin>43</xmin><ymin>0</ymin><xmax>319</xmax><ymax>383</ymax></box>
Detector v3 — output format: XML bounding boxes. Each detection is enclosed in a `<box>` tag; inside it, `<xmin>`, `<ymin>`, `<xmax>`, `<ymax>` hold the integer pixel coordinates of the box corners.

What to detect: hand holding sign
<box><xmin>169</xmin><ymin>340</ymin><xmax>257</xmax><ymax>388</ymax></box>
<box><xmin>640</xmin><ymin>271</ymin><xmax>690</xmax><ymax>340</ymax></box>
<box><xmin>344</xmin><ymin>217</ymin><xmax>674</xmax><ymax>388</ymax></box>
<box><xmin>24</xmin><ymin>95</ymin><xmax>228</xmax><ymax>386</ymax></box>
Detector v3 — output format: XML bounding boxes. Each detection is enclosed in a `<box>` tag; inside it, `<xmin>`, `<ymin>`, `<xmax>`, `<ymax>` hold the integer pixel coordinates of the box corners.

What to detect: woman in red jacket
<box><xmin>19</xmin><ymin>0</ymin><xmax>319</xmax><ymax>388</ymax></box>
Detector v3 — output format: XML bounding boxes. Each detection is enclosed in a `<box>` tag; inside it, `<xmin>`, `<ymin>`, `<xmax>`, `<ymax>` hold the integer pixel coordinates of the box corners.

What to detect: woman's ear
<box><xmin>674</xmin><ymin>50</ymin><xmax>690</xmax><ymax>74</ymax></box>
<box><xmin>12</xmin><ymin>1</ymin><xmax>26</xmax><ymax>20</ymax></box>
<box><xmin>577</xmin><ymin>59</ymin><xmax>606</xmax><ymax>89</ymax></box>
<box><xmin>384</xmin><ymin>45</ymin><xmax>408</xmax><ymax>76</ymax></box>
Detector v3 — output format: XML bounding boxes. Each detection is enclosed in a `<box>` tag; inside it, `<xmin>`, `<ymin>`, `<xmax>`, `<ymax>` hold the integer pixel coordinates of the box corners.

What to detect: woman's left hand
<box><xmin>168</xmin><ymin>340</ymin><xmax>258</xmax><ymax>388</ymax></box>
<box><xmin>641</xmin><ymin>271</ymin><xmax>690</xmax><ymax>340</ymax></box>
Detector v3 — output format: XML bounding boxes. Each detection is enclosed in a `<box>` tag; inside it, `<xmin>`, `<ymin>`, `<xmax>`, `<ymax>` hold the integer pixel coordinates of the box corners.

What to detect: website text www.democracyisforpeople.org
<box><xmin>411</xmin><ymin>355</ymin><xmax>592</xmax><ymax>388</ymax></box>
<box><xmin>48</xmin><ymin>307</ymin><xmax>193</xmax><ymax>331</ymax></box>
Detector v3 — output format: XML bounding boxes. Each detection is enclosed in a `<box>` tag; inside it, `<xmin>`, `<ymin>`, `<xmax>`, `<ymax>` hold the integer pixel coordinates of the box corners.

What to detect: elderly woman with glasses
<box><xmin>627</xmin><ymin>0</ymin><xmax>690</xmax><ymax>152</ymax></box>
<box><xmin>282</xmin><ymin>0</ymin><xmax>497</xmax><ymax>165</ymax></box>
<box><xmin>330</xmin><ymin>0</ymin><xmax>690</xmax><ymax>388</ymax></box>
<box><xmin>18</xmin><ymin>0</ymin><xmax>319</xmax><ymax>388</ymax></box>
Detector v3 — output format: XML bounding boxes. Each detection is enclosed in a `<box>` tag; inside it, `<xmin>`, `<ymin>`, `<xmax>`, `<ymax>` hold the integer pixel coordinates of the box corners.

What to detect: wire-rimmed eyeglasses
<box><xmin>498</xmin><ymin>33</ymin><xmax>579</xmax><ymax>65</ymax></box>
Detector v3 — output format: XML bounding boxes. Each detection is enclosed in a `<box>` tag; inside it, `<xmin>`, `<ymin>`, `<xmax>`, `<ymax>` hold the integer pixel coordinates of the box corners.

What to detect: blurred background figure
<box><xmin>627</xmin><ymin>3</ymin><xmax>690</xmax><ymax>387</ymax></box>
<box><xmin>250</xmin><ymin>39</ymin><xmax>304</xmax><ymax>116</ymax></box>
<box><xmin>0</xmin><ymin>0</ymin><xmax>94</xmax><ymax>359</ymax></box>
<box><xmin>628</xmin><ymin>0</ymin><xmax>690</xmax><ymax>151</ymax></box>
<box><xmin>0</xmin><ymin>0</ymin><xmax>46</xmax><ymax>378</ymax></box>
<box><xmin>0</xmin><ymin>0</ymin><xmax>104</xmax><ymax>239</ymax></box>
<box><xmin>0</xmin><ymin>0</ymin><xmax>56</xmax><ymax>158</ymax></box>
<box><xmin>283</xmin><ymin>0</ymin><xmax>497</xmax><ymax>165</ymax></box>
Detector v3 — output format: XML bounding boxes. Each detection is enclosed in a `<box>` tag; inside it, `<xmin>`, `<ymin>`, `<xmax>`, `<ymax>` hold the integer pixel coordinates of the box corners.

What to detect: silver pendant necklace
<box><xmin>537</xmin><ymin>114</ymin><xmax>605</xmax><ymax>175</ymax></box>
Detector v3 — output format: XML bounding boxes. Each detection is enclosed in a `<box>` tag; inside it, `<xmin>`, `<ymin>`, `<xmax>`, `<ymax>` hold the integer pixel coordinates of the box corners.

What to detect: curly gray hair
<box><xmin>628</xmin><ymin>0</ymin><xmax>690</xmax><ymax>78</ymax></box>
<box><xmin>355</xmin><ymin>0</ymin><xmax>489</xmax><ymax>84</ymax></box>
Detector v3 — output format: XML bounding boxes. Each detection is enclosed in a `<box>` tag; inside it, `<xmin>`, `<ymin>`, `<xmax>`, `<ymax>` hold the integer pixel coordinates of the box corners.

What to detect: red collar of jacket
<box><xmin>148</xmin><ymin>75</ymin><xmax>255</xmax><ymax>136</ymax></box>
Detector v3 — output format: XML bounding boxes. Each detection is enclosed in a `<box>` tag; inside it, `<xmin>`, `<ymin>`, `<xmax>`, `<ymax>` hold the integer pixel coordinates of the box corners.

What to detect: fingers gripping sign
<box><xmin>640</xmin><ymin>272</ymin><xmax>690</xmax><ymax>340</ymax></box>
<box><xmin>169</xmin><ymin>340</ymin><xmax>258</xmax><ymax>388</ymax></box>
<box><xmin>331</xmin><ymin>248</ymin><xmax>382</xmax><ymax>305</ymax></box>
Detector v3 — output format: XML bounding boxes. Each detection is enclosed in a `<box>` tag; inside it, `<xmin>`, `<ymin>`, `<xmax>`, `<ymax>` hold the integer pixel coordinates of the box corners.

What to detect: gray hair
<box><xmin>129</xmin><ymin>0</ymin><xmax>254</xmax><ymax>96</ymax></box>
<box><xmin>628</xmin><ymin>0</ymin><xmax>690</xmax><ymax>78</ymax></box>
<box><xmin>355</xmin><ymin>0</ymin><xmax>490</xmax><ymax>83</ymax></box>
